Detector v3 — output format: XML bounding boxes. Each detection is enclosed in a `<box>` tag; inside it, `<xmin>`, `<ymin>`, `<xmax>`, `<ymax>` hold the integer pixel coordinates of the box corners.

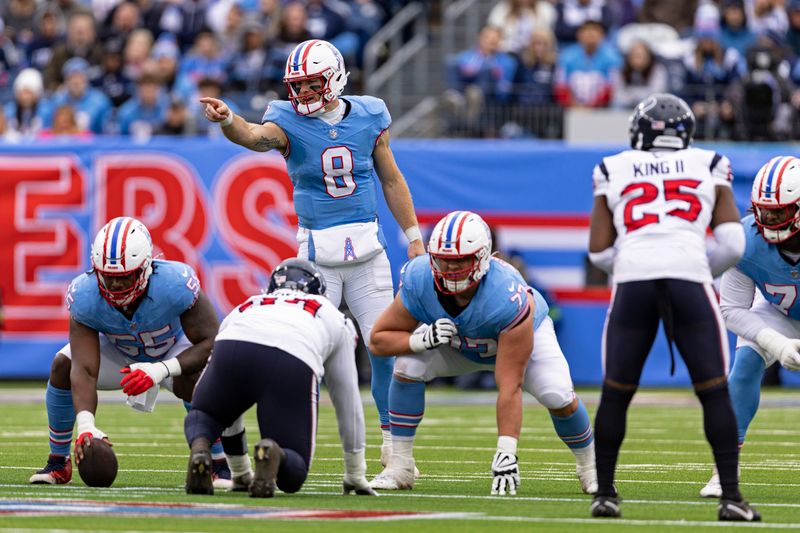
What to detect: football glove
<box><xmin>409</xmin><ymin>318</ymin><xmax>458</xmax><ymax>353</ymax></box>
<box><xmin>120</xmin><ymin>359</ymin><xmax>180</xmax><ymax>396</ymax></box>
<box><xmin>74</xmin><ymin>410</ymin><xmax>110</xmax><ymax>464</ymax></box>
<box><xmin>491</xmin><ymin>450</ymin><xmax>520</xmax><ymax>496</ymax></box>
<box><xmin>756</xmin><ymin>328</ymin><xmax>800</xmax><ymax>371</ymax></box>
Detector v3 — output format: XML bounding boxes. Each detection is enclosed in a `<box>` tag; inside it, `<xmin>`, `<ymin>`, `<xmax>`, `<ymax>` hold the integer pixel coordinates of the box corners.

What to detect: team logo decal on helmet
<box><xmin>751</xmin><ymin>156</ymin><xmax>800</xmax><ymax>243</ymax></box>
<box><xmin>428</xmin><ymin>211</ymin><xmax>492</xmax><ymax>294</ymax></box>
<box><xmin>284</xmin><ymin>40</ymin><xmax>349</xmax><ymax>116</ymax></box>
<box><xmin>629</xmin><ymin>93</ymin><xmax>695</xmax><ymax>151</ymax></box>
<box><xmin>90</xmin><ymin>217</ymin><xmax>154</xmax><ymax>307</ymax></box>
<box><xmin>268</xmin><ymin>257</ymin><xmax>327</xmax><ymax>296</ymax></box>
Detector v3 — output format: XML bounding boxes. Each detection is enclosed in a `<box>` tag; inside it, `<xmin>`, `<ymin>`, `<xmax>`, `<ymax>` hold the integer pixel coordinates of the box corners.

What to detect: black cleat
<box><xmin>591</xmin><ymin>495</ymin><xmax>621</xmax><ymax>518</ymax></box>
<box><xmin>719</xmin><ymin>499</ymin><xmax>761</xmax><ymax>522</ymax></box>
<box><xmin>249</xmin><ymin>439</ymin><xmax>285</xmax><ymax>498</ymax></box>
<box><xmin>185</xmin><ymin>449</ymin><xmax>214</xmax><ymax>495</ymax></box>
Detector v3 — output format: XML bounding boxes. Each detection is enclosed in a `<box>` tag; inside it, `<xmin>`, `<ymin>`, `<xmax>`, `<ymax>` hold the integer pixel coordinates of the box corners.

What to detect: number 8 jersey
<box><xmin>593</xmin><ymin>147</ymin><xmax>733</xmax><ymax>284</ymax></box>
<box><xmin>263</xmin><ymin>95</ymin><xmax>391</xmax><ymax>231</ymax></box>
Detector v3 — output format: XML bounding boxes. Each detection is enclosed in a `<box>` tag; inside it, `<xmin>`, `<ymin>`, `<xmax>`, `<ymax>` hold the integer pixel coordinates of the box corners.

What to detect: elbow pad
<box><xmin>708</xmin><ymin>222</ymin><xmax>745</xmax><ymax>277</ymax></box>
<box><xmin>588</xmin><ymin>247</ymin><xmax>616</xmax><ymax>274</ymax></box>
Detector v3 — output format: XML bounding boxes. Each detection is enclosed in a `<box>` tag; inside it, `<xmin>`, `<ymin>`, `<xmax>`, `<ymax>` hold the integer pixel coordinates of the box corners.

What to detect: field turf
<box><xmin>0</xmin><ymin>384</ymin><xmax>798</xmax><ymax>531</ymax></box>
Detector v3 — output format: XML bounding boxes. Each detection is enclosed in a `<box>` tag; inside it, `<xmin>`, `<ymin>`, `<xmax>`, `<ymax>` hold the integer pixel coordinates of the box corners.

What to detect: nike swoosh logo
<box><xmin>726</xmin><ymin>505</ymin><xmax>753</xmax><ymax>521</ymax></box>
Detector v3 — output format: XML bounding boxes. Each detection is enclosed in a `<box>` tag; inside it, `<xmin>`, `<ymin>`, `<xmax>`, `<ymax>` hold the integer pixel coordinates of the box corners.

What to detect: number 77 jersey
<box><xmin>593</xmin><ymin>147</ymin><xmax>733</xmax><ymax>284</ymax></box>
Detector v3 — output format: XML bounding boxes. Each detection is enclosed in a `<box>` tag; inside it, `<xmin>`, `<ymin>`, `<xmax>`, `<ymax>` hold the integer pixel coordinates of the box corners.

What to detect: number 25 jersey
<box><xmin>593</xmin><ymin>147</ymin><xmax>733</xmax><ymax>284</ymax></box>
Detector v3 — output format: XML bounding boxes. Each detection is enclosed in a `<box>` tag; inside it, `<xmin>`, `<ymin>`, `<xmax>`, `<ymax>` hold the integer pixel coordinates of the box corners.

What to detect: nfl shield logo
<box><xmin>329</xmin><ymin>128</ymin><xmax>338</xmax><ymax>139</ymax></box>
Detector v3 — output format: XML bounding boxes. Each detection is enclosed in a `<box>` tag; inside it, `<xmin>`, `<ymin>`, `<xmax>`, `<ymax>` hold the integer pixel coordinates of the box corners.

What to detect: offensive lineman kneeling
<box><xmin>184</xmin><ymin>258</ymin><xmax>376</xmax><ymax>497</ymax></box>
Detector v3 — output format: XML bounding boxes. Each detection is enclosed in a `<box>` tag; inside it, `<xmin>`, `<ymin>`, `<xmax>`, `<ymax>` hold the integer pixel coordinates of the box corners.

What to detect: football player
<box><xmin>700</xmin><ymin>156</ymin><xmax>800</xmax><ymax>498</ymax></box>
<box><xmin>588</xmin><ymin>93</ymin><xmax>759</xmax><ymax>521</ymax></box>
<box><xmin>367</xmin><ymin>211</ymin><xmax>597</xmax><ymax>496</ymax></box>
<box><xmin>29</xmin><ymin>217</ymin><xmax>234</xmax><ymax>488</ymax></box>
<box><xmin>200</xmin><ymin>39</ymin><xmax>424</xmax><ymax>469</ymax></box>
<box><xmin>184</xmin><ymin>258</ymin><xmax>375</xmax><ymax>497</ymax></box>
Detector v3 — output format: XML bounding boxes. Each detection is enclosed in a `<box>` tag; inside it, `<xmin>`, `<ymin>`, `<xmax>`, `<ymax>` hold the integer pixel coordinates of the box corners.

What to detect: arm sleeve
<box><xmin>323</xmin><ymin>317</ymin><xmax>365</xmax><ymax>455</ymax></box>
<box><xmin>719</xmin><ymin>266</ymin><xmax>767</xmax><ymax>342</ymax></box>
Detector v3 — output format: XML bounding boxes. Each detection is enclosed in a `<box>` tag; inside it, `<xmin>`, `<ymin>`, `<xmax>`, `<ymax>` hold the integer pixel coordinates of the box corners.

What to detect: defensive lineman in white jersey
<box><xmin>588</xmin><ymin>93</ymin><xmax>759</xmax><ymax>521</ymax></box>
<box><xmin>185</xmin><ymin>258</ymin><xmax>375</xmax><ymax>497</ymax></box>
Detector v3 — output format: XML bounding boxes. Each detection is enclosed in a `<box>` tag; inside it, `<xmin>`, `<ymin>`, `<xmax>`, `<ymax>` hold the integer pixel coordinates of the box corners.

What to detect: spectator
<box><xmin>251</xmin><ymin>0</ymin><xmax>282</xmax><ymax>41</ymax></box>
<box><xmin>0</xmin><ymin>106</ymin><xmax>22</xmax><ymax>142</ymax></box>
<box><xmin>348</xmin><ymin>0</ymin><xmax>387</xmax><ymax>58</ymax></box>
<box><xmin>638</xmin><ymin>0</ymin><xmax>698</xmax><ymax>35</ymax></box>
<box><xmin>44</xmin><ymin>11</ymin><xmax>103</xmax><ymax>90</ymax></box>
<box><xmin>123</xmin><ymin>28</ymin><xmax>155</xmax><ymax>81</ymax></box>
<box><xmin>38</xmin><ymin>104</ymin><xmax>91</xmax><ymax>138</ymax></box>
<box><xmin>554</xmin><ymin>19</ymin><xmax>621</xmax><ymax>107</ymax></box>
<box><xmin>226</xmin><ymin>21</ymin><xmax>270</xmax><ymax>93</ymax></box>
<box><xmin>2</xmin><ymin>0</ymin><xmax>37</xmax><ymax>46</ymax></box>
<box><xmin>450</xmin><ymin>25</ymin><xmax>517</xmax><ymax>106</ymax></box>
<box><xmin>487</xmin><ymin>0</ymin><xmax>557</xmax><ymax>55</ymax></box>
<box><xmin>555</xmin><ymin>0</ymin><xmax>613</xmax><ymax>44</ymax></box>
<box><xmin>720</xmin><ymin>0</ymin><xmax>757</xmax><ymax>55</ymax></box>
<box><xmin>304</xmin><ymin>0</ymin><xmax>359</xmax><ymax>65</ymax></box>
<box><xmin>5</xmin><ymin>67</ymin><xmax>44</xmax><ymax>137</ymax></box>
<box><xmin>25</xmin><ymin>7</ymin><xmax>63</xmax><ymax>73</ymax></box>
<box><xmin>0</xmin><ymin>19</ymin><xmax>22</xmax><ymax>98</ymax></box>
<box><xmin>41</xmin><ymin>57</ymin><xmax>112</xmax><ymax>133</ymax></box>
<box><xmin>92</xmin><ymin>38</ymin><xmax>132</xmax><ymax>108</ymax></box>
<box><xmin>99</xmin><ymin>1</ymin><xmax>141</xmax><ymax>44</ymax></box>
<box><xmin>512</xmin><ymin>27</ymin><xmax>558</xmax><ymax>105</ymax></box>
<box><xmin>179</xmin><ymin>29</ymin><xmax>229</xmax><ymax>85</ymax></box>
<box><xmin>748</xmin><ymin>0</ymin><xmax>789</xmax><ymax>36</ymax></box>
<box><xmin>150</xmin><ymin>37</ymin><xmax>197</xmax><ymax>102</ymax></box>
<box><xmin>212</xmin><ymin>2</ymin><xmax>246</xmax><ymax>58</ymax></box>
<box><xmin>116</xmin><ymin>72</ymin><xmax>169</xmax><ymax>136</ymax></box>
<box><xmin>159</xmin><ymin>0</ymin><xmax>211</xmax><ymax>52</ymax></box>
<box><xmin>268</xmin><ymin>2</ymin><xmax>313</xmax><ymax>84</ymax></box>
<box><xmin>787</xmin><ymin>0</ymin><xmax>800</xmax><ymax>56</ymax></box>
<box><xmin>155</xmin><ymin>97</ymin><xmax>193</xmax><ymax>135</ymax></box>
<box><xmin>137</xmin><ymin>0</ymin><xmax>170</xmax><ymax>40</ymax></box>
<box><xmin>611</xmin><ymin>40</ymin><xmax>668</xmax><ymax>108</ymax></box>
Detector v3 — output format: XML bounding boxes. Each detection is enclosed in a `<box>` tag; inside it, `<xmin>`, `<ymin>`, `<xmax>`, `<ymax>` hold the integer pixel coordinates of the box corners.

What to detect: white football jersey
<box><xmin>593</xmin><ymin>147</ymin><xmax>733</xmax><ymax>283</ymax></box>
<box><xmin>216</xmin><ymin>289</ymin><xmax>357</xmax><ymax>380</ymax></box>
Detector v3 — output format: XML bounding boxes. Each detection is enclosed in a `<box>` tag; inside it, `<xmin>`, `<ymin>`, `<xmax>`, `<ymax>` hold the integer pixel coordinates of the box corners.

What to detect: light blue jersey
<box><xmin>262</xmin><ymin>95</ymin><xmax>391</xmax><ymax>231</ymax></box>
<box><xmin>399</xmin><ymin>255</ymin><xmax>549</xmax><ymax>365</ymax></box>
<box><xmin>738</xmin><ymin>214</ymin><xmax>800</xmax><ymax>320</ymax></box>
<box><xmin>65</xmin><ymin>260</ymin><xmax>200</xmax><ymax>363</ymax></box>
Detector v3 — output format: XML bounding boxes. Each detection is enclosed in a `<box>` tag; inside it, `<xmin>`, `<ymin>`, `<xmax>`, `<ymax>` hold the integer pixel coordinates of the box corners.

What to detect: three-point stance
<box><xmin>588</xmin><ymin>93</ymin><xmax>758</xmax><ymax>521</ymax></box>
<box><xmin>201</xmin><ymin>39</ymin><xmax>424</xmax><ymax>467</ymax></box>
<box><xmin>185</xmin><ymin>258</ymin><xmax>376</xmax><ymax>498</ymax></box>
<box><xmin>368</xmin><ymin>211</ymin><xmax>597</xmax><ymax>495</ymax></box>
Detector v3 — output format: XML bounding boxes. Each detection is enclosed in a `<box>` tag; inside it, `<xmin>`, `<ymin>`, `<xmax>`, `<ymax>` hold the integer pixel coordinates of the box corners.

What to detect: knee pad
<box><xmin>537</xmin><ymin>389</ymin><xmax>574</xmax><ymax>410</ymax></box>
<box><xmin>392</xmin><ymin>356</ymin><xmax>426</xmax><ymax>382</ymax></box>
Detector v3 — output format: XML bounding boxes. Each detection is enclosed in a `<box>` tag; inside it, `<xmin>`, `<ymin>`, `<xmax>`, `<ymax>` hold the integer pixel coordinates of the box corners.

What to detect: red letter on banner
<box><xmin>0</xmin><ymin>156</ymin><xmax>86</xmax><ymax>334</ymax></box>
<box><xmin>94</xmin><ymin>154</ymin><xmax>209</xmax><ymax>280</ymax></box>
<box><xmin>211</xmin><ymin>154</ymin><xmax>298</xmax><ymax>311</ymax></box>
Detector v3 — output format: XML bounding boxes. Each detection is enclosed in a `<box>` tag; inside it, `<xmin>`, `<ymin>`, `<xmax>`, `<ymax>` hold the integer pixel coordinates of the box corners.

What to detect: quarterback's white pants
<box><xmin>394</xmin><ymin>317</ymin><xmax>575</xmax><ymax>410</ymax></box>
<box><xmin>58</xmin><ymin>334</ymin><xmax>190</xmax><ymax>392</ymax></box>
<box><xmin>737</xmin><ymin>292</ymin><xmax>800</xmax><ymax>367</ymax></box>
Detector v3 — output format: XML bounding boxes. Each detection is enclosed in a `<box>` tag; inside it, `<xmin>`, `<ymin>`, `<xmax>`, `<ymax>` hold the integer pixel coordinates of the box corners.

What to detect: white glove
<box><xmin>408</xmin><ymin>318</ymin><xmax>458</xmax><ymax>353</ymax></box>
<box><xmin>342</xmin><ymin>450</ymin><xmax>378</xmax><ymax>496</ymax></box>
<box><xmin>756</xmin><ymin>328</ymin><xmax>800</xmax><ymax>371</ymax></box>
<box><xmin>120</xmin><ymin>359</ymin><xmax>181</xmax><ymax>396</ymax></box>
<box><xmin>490</xmin><ymin>450</ymin><xmax>520</xmax><ymax>496</ymax></box>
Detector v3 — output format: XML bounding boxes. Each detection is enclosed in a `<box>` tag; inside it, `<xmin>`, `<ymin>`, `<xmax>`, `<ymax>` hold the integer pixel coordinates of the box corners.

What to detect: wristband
<box><xmin>219</xmin><ymin>113</ymin><xmax>234</xmax><ymax>128</ymax></box>
<box><xmin>404</xmin><ymin>225</ymin><xmax>423</xmax><ymax>243</ymax></box>
<box><xmin>76</xmin><ymin>410</ymin><xmax>96</xmax><ymax>435</ymax></box>
<box><xmin>408</xmin><ymin>331</ymin><xmax>427</xmax><ymax>353</ymax></box>
<box><xmin>162</xmin><ymin>357</ymin><xmax>182</xmax><ymax>377</ymax></box>
<box><xmin>497</xmin><ymin>435</ymin><xmax>518</xmax><ymax>455</ymax></box>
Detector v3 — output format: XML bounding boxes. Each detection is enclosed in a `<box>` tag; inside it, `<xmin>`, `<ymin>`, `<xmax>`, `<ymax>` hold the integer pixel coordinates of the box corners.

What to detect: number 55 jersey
<box><xmin>593</xmin><ymin>147</ymin><xmax>733</xmax><ymax>284</ymax></box>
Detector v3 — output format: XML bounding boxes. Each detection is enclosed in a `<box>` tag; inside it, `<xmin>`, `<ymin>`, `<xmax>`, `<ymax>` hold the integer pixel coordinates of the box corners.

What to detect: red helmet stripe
<box><xmin>119</xmin><ymin>217</ymin><xmax>134</xmax><ymax>269</ymax></box>
<box><xmin>300</xmin><ymin>40</ymin><xmax>320</xmax><ymax>74</ymax></box>
<box><xmin>453</xmin><ymin>212</ymin><xmax>471</xmax><ymax>255</ymax></box>
<box><xmin>773</xmin><ymin>157</ymin><xmax>796</xmax><ymax>204</ymax></box>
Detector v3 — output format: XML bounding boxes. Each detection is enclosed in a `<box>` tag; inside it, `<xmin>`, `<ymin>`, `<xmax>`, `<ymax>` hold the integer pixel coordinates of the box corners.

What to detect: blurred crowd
<box><xmin>445</xmin><ymin>0</ymin><xmax>800</xmax><ymax>141</ymax></box>
<box><xmin>0</xmin><ymin>0</ymin><xmax>395</xmax><ymax>140</ymax></box>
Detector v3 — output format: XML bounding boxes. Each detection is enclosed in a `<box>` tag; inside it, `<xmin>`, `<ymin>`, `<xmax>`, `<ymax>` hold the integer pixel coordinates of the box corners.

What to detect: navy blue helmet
<box><xmin>629</xmin><ymin>93</ymin><xmax>695</xmax><ymax>151</ymax></box>
<box><xmin>267</xmin><ymin>258</ymin><xmax>326</xmax><ymax>296</ymax></box>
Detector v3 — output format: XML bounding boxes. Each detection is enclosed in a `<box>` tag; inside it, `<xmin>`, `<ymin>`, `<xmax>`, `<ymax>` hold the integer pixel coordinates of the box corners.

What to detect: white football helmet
<box><xmin>90</xmin><ymin>217</ymin><xmax>154</xmax><ymax>307</ymax></box>
<box><xmin>428</xmin><ymin>211</ymin><xmax>492</xmax><ymax>294</ymax></box>
<box><xmin>751</xmin><ymin>156</ymin><xmax>800</xmax><ymax>244</ymax></box>
<box><xmin>284</xmin><ymin>39</ymin><xmax>349</xmax><ymax>116</ymax></box>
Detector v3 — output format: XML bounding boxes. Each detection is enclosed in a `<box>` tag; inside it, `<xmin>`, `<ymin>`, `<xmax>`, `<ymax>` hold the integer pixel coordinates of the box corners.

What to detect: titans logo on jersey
<box><xmin>65</xmin><ymin>260</ymin><xmax>200</xmax><ymax>362</ymax></box>
<box><xmin>738</xmin><ymin>214</ymin><xmax>800</xmax><ymax>319</ymax></box>
<box><xmin>262</xmin><ymin>96</ymin><xmax>391</xmax><ymax>230</ymax></box>
<box><xmin>399</xmin><ymin>255</ymin><xmax>549</xmax><ymax>364</ymax></box>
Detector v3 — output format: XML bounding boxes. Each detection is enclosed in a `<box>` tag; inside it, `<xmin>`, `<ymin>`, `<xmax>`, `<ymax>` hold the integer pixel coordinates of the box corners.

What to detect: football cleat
<box><xmin>719</xmin><ymin>499</ymin><xmax>761</xmax><ymax>522</ymax></box>
<box><xmin>249</xmin><ymin>439</ymin><xmax>285</xmax><ymax>498</ymax></box>
<box><xmin>577</xmin><ymin>462</ymin><xmax>598</xmax><ymax>495</ymax></box>
<box><xmin>211</xmin><ymin>458</ymin><xmax>233</xmax><ymax>490</ymax></box>
<box><xmin>29</xmin><ymin>454</ymin><xmax>72</xmax><ymax>485</ymax></box>
<box><xmin>370</xmin><ymin>458</ymin><xmax>415</xmax><ymax>490</ymax></box>
<box><xmin>380</xmin><ymin>444</ymin><xmax>421</xmax><ymax>479</ymax></box>
<box><xmin>700</xmin><ymin>466</ymin><xmax>722</xmax><ymax>498</ymax></box>
<box><xmin>185</xmin><ymin>449</ymin><xmax>214</xmax><ymax>495</ymax></box>
<box><xmin>591</xmin><ymin>495</ymin><xmax>621</xmax><ymax>518</ymax></box>
<box><xmin>231</xmin><ymin>471</ymin><xmax>254</xmax><ymax>492</ymax></box>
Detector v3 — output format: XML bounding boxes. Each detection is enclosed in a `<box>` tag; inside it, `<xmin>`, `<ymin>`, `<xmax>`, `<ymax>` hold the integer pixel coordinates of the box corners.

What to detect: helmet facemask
<box><xmin>95</xmin><ymin>264</ymin><xmax>152</xmax><ymax>307</ymax></box>
<box><xmin>430</xmin><ymin>252</ymin><xmax>489</xmax><ymax>294</ymax></box>
<box><xmin>753</xmin><ymin>203</ymin><xmax>800</xmax><ymax>243</ymax></box>
<box><xmin>751</xmin><ymin>156</ymin><xmax>800</xmax><ymax>244</ymax></box>
<box><xmin>285</xmin><ymin>71</ymin><xmax>335</xmax><ymax>116</ymax></box>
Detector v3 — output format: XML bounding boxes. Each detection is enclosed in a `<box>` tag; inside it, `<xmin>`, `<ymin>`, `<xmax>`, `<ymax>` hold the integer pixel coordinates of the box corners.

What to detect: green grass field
<box><xmin>1</xmin><ymin>384</ymin><xmax>798</xmax><ymax>532</ymax></box>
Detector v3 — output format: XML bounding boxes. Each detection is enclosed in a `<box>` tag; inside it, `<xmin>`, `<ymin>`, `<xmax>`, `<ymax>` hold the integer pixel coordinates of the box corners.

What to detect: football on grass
<box><xmin>77</xmin><ymin>438</ymin><xmax>118</xmax><ymax>487</ymax></box>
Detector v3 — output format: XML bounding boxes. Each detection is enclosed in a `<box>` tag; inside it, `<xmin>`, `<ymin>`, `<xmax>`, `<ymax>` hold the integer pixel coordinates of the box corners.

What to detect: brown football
<box><xmin>77</xmin><ymin>438</ymin><xmax>118</xmax><ymax>487</ymax></box>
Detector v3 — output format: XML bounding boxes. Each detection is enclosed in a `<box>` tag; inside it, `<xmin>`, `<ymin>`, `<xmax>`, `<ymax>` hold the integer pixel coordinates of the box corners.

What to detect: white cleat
<box><xmin>575</xmin><ymin>442</ymin><xmax>598</xmax><ymax>495</ymax></box>
<box><xmin>700</xmin><ymin>466</ymin><xmax>722</xmax><ymax>498</ymax></box>
<box><xmin>370</xmin><ymin>459</ymin><xmax>416</xmax><ymax>490</ymax></box>
<box><xmin>381</xmin><ymin>443</ymin><xmax>421</xmax><ymax>479</ymax></box>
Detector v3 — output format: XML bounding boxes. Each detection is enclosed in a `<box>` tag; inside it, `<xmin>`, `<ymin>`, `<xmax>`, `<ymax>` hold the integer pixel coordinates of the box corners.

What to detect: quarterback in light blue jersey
<box><xmin>29</xmin><ymin>217</ymin><xmax>230</xmax><ymax>488</ymax></box>
<box><xmin>368</xmin><ymin>211</ymin><xmax>597</xmax><ymax>496</ymax></box>
<box><xmin>200</xmin><ymin>39</ymin><xmax>425</xmax><ymax>474</ymax></box>
<box><xmin>701</xmin><ymin>156</ymin><xmax>800</xmax><ymax>498</ymax></box>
